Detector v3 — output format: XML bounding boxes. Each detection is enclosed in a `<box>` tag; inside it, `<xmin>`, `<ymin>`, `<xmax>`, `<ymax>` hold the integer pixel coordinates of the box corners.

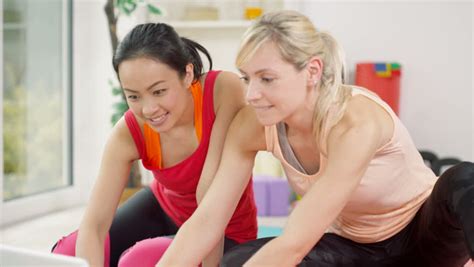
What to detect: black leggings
<box><xmin>109</xmin><ymin>187</ymin><xmax>238</xmax><ymax>266</ymax></box>
<box><xmin>222</xmin><ymin>162</ymin><xmax>474</xmax><ymax>267</ymax></box>
<box><xmin>55</xmin><ymin>187</ymin><xmax>236</xmax><ymax>267</ymax></box>
<box><xmin>107</xmin><ymin>186</ymin><xmax>178</xmax><ymax>266</ymax></box>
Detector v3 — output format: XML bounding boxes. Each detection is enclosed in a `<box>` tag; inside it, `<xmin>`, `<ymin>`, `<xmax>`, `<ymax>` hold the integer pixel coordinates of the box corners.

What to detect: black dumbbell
<box><xmin>431</xmin><ymin>158</ymin><xmax>462</xmax><ymax>176</ymax></box>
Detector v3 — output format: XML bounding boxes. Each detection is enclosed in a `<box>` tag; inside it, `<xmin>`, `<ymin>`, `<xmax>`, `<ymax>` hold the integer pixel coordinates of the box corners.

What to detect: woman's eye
<box><xmin>153</xmin><ymin>89</ymin><xmax>167</xmax><ymax>95</ymax></box>
<box><xmin>127</xmin><ymin>95</ymin><xmax>138</xmax><ymax>100</ymax></box>
<box><xmin>261</xmin><ymin>77</ymin><xmax>274</xmax><ymax>83</ymax></box>
<box><xmin>240</xmin><ymin>76</ymin><xmax>249</xmax><ymax>84</ymax></box>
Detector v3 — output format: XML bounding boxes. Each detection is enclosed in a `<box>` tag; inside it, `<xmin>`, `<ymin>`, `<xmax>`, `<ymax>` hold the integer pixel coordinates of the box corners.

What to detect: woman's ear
<box><xmin>184</xmin><ymin>63</ymin><xmax>194</xmax><ymax>87</ymax></box>
<box><xmin>306</xmin><ymin>56</ymin><xmax>323</xmax><ymax>87</ymax></box>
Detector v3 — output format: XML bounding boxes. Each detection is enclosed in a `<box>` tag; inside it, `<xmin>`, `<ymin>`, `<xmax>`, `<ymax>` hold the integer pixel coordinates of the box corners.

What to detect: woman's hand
<box><xmin>244</xmin><ymin>236</ymin><xmax>302</xmax><ymax>267</ymax></box>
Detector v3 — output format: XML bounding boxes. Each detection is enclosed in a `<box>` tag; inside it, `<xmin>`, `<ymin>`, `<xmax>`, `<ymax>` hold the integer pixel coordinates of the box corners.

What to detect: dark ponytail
<box><xmin>113</xmin><ymin>23</ymin><xmax>212</xmax><ymax>81</ymax></box>
<box><xmin>180</xmin><ymin>37</ymin><xmax>213</xmax><ymax>80</ymax></box>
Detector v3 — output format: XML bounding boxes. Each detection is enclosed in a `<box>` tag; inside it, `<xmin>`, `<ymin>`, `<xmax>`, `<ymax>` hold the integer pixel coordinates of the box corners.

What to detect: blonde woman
<box><xmin>157</xmin><ymin>10</ymin><xmax>474</xmax><ymax>266</ymax></box>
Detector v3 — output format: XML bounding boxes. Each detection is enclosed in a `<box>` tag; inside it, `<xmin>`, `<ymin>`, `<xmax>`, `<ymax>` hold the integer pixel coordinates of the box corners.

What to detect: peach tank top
<box><xmin>265</xmin><ymin>86</ymin><xmax>437</xmax><ymax>243</ymax></box>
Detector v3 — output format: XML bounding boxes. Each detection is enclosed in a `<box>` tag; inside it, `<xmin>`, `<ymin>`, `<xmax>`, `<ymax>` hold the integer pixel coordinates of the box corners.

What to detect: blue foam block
<box><xmin>257</xmin><ymin>226</ymin><xmax>283</xmax><ymax>238</ymax></box>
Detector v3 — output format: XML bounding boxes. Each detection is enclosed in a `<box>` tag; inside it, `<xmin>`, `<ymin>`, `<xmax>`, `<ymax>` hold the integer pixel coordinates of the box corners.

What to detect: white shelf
<box><xmin>168</xmin><ymin>20</ymin><xmax>252</xmax><ymax>29</ymax></box>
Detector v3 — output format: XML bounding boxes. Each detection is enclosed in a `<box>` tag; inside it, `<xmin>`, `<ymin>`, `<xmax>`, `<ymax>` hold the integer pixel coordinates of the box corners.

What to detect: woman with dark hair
<box><xmin>51</xmin><ymin>23</ymin><xmax>257</xmax><ymax>267</ymax></box>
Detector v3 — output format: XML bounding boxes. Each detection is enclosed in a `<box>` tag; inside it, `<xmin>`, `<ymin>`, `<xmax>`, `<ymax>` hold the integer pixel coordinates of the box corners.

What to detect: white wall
<box><xmin>472</xmin><ymin>2</ymin><xmax>474</xmax><ymax>163</ymax></box>
<box><xmin>286</xmin><ymin>1</ymin><xmax>473</xmax><ymax>161</ymax></box>
<box><xmin>73</xmin><ymin>1</ymin><xmax>473</xmax><ymax>197</ymax></box>
<box><xmin>74</xmin><ymin>0</ymin><xmax>116</xmax><ymax>200</ymax></box>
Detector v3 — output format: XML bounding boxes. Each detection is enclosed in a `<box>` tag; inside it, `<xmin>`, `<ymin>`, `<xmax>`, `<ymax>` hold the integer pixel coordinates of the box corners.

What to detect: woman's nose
<box><xmin>142</xmin><ymin>100</ymin><xmax>159</xmax><ymax>117</ymax></box>
<box><xmin>245</xmin><ymin>82</ymin><xmax>262</xmax><ymax>102</ymax></box>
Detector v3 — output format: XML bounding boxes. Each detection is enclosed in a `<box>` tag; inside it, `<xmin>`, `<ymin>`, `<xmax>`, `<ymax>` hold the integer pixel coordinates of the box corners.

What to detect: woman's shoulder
<box><xmin>330</xmin><ymin>90</ymin><xmax>393</xmax><ymax>150</ymax></box>
<box><xmin>120</xmin><ymin>110</ymin><xmax>145</xmax><ymax>136</ymax></box>
<box><xmin>229</xmin><ymin>105</ymin><xmax>267</xmax><ymax>152</ymax></box>
<box><xmin>107</xmin><ymin>115</ymin><xmax>141</xmax><ymax>161</ymax></box>
<box><xmin>207</xmin><ymin>70</ymin><xmax>246</xmax><ymax>113</ymax></box>
<box><xmin>212</xmin><ymin>70</ymin><xmax>243</xmax><ymax>94</ymax></box>
<box><xmin>200</xmin><ymin>70</ymin><xmax>239</xmax><ymax>88</ymax></box>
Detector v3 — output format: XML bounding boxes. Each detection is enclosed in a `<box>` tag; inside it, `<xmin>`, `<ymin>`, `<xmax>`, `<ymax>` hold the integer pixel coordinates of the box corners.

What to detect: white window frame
<box><xmin>0</xmin><ymin>0</ymin><xmax>83</xmax><ymax>227</ymax></box>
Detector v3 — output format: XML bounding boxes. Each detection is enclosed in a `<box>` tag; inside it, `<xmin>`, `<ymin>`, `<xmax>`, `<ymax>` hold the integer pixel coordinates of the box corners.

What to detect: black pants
<box><xmin>110</xmin><ymin>187</ymin><xmax>238</xmax><ymax>266</ymax></box>
<box><xmin>222</xmin><ymin>162</ymin><xmax>474</xmax><ymax>267</ymax></box>
<box><xmin>107</xmin><ymin>186</ymin><xmax>177</xmax><ymax>267</ymax></box>
<box><xmin>52</xmin><ymin>187</ymin><xmax>238</xmax><ymax>267</ymax></box>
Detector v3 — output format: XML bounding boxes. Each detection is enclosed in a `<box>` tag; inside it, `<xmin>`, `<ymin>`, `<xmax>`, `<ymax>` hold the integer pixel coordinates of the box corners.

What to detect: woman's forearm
<box><xmin>158</xmin><ymin>216</ymin><xmax>224</xmax><ymax>266</ymax></box>
<box><xmin>159</xmin><ymin>107</ymin><xmax>262</xmax><ymax>266</ymax></box>
<box><xmin>76</xmin><ymin>227</ymin><xmax>106</xmax><ymax>267</ymax></box>
<box><xmin>202</xmin><ymin>237</ymin><xmax>224</xmax><ymax>267</ymax></box>
<box><xmin>244</xmin><ymin>235</ymin><xmax>304</xmax><ymax>267</ymax></box>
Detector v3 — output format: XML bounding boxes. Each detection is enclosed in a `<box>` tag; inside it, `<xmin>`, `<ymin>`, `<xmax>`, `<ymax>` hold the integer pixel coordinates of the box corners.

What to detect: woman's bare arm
<box><xmin>245</xmin><ymin>97</ymin><xmax>391</xmax><ymax>266</ymax></box>
<box><xmin>76</xmin><ymin>117</ymin><xmax>139</xmax><ymax>266</ymax></box>
<box><xmin>158</xmin><ymin>106</ymin><xmax>266</xmax><ymax>266</ymax></box>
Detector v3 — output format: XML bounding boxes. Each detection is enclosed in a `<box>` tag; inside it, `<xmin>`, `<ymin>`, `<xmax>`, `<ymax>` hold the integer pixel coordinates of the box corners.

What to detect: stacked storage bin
<box><xmin>253</xmin><ymin>175</ymin><xmax>290</xmax><ymax>216</ymax></box>
<box><xmin>355</xmin><ymin>62</ymin><xmax>402</xmax><ymax>115</ymax></box>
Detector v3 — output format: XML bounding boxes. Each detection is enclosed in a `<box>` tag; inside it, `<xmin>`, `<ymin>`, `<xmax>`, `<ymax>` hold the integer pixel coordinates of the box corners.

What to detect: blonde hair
<box><xmin>236</xmin><ymin>10</ymin><xmax>351</xmax><ymax>150</ymax></box>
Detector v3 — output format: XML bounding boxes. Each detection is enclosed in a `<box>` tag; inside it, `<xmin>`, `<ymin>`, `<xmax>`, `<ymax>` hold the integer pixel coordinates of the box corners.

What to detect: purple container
<box><xmin>252</xmin><ymin>175</ymin><xmax>271</xmax><ymax>216</ymax></box>
<box><xmin>267</xmin><ymin>178</ymin><xmax>290</xmax><ymax>216</ymax></box>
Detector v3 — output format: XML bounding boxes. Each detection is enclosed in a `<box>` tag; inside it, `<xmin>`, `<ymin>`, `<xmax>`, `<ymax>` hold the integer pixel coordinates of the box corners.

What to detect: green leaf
<box><xmin>111</xmin><ymin>113</ymin><xmax>123</xmax><ymax>125</ymax></box>
<box><xmin>112</xmin><ymin>86</ymin><xmax>123</xmax><ymax>96</ymax></box>
<box><xmin>111</xmin><ymin>100</ymin><xmax>128</xmax><ymax>126</ymax></box>
<box><xmin>116</xmin><ymin>0</ymin><xmax>137</xmax><ymax>16</ymax></box>
<box><xmin>113</xmin><ymin>101</ymin><xmax>129</xmax><ymax>113</ymax></box>
<box><xmin>147</xmin><ymin>3</ymin><xmax>162</xmax><ymax>15</ymax></box>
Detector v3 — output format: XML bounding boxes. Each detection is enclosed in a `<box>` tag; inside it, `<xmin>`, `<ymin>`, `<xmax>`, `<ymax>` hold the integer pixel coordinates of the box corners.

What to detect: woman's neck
<box><xmin>284</xmin><ymin>85</ymin><xmax>318</xmax><ymax>137</ymax></box>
